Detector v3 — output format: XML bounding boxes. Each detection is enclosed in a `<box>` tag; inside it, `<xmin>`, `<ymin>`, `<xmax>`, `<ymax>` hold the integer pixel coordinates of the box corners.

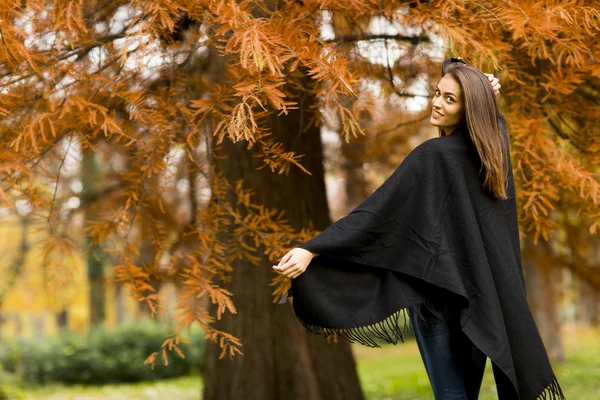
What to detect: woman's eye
<box><xmin>434</xmin><ymin>90</ymin><xmax>454</xmax><ymax>103</ymax></box>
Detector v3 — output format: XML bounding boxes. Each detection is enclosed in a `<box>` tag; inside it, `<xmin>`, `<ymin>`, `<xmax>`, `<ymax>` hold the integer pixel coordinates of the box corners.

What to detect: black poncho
<box><xmin>279</xmin><ymin>115</ymin><xmax>565</xmax><ymax>400</ymax></box>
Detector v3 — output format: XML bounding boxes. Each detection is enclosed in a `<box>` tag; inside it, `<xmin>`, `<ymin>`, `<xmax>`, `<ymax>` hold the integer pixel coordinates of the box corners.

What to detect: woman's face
<box><xmin>430</xmin><ymin>75</ymin><xmax>464</xmax><ymax>134</ymax></box>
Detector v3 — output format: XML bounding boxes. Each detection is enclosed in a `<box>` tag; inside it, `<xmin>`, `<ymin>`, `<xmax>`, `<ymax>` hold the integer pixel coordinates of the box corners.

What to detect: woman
<box><xmin>274</xmin><ymin>59</ymin><xmax>565</xmax><ymax>400</ymax></box>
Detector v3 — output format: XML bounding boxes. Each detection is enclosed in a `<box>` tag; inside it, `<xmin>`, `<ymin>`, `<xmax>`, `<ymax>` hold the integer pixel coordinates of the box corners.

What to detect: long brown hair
<box><xmin>441</xmin><ymin>63</ymin><xmax>509</xmax><ymax>200</ymax></box>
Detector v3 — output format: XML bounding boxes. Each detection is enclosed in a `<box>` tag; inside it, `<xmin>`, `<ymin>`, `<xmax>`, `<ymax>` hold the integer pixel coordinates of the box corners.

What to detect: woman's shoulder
<box><xmin>409</xmin><ymin>133</ymin><xmax>468</xmax><ymax>160</ymax></box>
<box><xmin>393</xmin><ymin>135</ymin><xmax>465</xmax><ymax>178</ymax></box>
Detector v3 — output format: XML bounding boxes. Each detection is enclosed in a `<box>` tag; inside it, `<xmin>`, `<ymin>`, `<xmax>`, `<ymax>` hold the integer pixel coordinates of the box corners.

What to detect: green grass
<box><xmin>549</xmin><ymin>327</ymin><xmax>600</xmax><ymax>400</ymax></box>
<box><xmin>353</xmin><ymin>338</ymin><xmax>497</xmax><ymax>400</ymax></box>
<box><xmin>353</xmin><ymin>325</ymin><xmax>600</xmax><ymax>400</ymax></box>
<box><xmin>12</xmin><ymin>375</ymin><xmax>202</xmax><ymax>400</ymax></box>
<box><xmin>15</xmin><ymin>326</ymin><xmax>600</xmax><ymax>399</ymax></box>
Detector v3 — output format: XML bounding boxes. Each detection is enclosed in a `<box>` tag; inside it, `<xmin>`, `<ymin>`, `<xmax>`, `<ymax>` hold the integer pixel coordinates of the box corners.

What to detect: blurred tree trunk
<box><xmin>137</xmin><ymin>236</ymin><xmax>162</xmax><ymax>318</ymax></box>
<box><xmin>578</xmin><ymin>239</ymin><xmax>600</xmax><ymax>327</ymax></box>
<box><xmin>55</xmin><ymin>309</ymin><xmax>68</xmax><ymax>329</ymax></box>
<box><xmin>82</xmin><ymin>150</ymin><xmax>106</xmax><ymax>326</ymax></box>
<box><xmin>340</xmin><ymin>139</ymin><xmax>369</xmax><ymax>213</ymax></box>
<box><xmin>562</xmin><ymin>211</ymin><xmax>600</xmax><ymax>328</ymax></box>
<box><xmin>14</xmin><ymin>314</ymin><xmax>22</xmax><ymax>337</ymax></box>
<box><xmin>522</xmin><ymin>237</ymin><xmax>565</xmax><ymax>361</ymax></box>
<box><xmin>33</xmin><ymin>313</ymin><xmax>45</xmax><ymax>339</ymax></box>
<box><xmin>201</xmin><ymin>42</ymin><xmax>365</xmax><ymax>400</ymax></box>
<box><xmin>579</xmin><ymin>281</ymin><xmax>599</xmax><ymax>326</ymax></box>
<box><xmin>0</xmin><ymin>216</ymin><xmax>30</xmax><ymax>337</ymax></box>
<box><xmin>114</xmin><ymin>282</ymin><xmax>125</xmax><ymax>325</ymax></box>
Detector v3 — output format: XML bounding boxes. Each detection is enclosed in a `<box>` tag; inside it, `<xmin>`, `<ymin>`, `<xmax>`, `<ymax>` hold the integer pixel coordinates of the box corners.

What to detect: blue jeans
<box><xmin>408</xmin><ymin>304</ymin><xmax>487</xmax><ymax>400</ymax></box>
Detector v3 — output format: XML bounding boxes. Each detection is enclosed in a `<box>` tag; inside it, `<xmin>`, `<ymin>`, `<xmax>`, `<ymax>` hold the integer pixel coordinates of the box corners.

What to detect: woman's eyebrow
<box><xmin>435</xmin><ymin>86</ymin><xmax>456</xmax><ymax>97</ymax></box>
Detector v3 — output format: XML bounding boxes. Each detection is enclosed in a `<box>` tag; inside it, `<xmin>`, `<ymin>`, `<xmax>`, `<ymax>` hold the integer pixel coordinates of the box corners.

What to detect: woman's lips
<box><xmin>432</xmin><ymin>110</ymin><xmax>443</xmax><ymax>118</ymax></box>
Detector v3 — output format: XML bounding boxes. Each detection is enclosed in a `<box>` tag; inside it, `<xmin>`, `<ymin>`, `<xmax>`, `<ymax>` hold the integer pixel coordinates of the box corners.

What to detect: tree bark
<box><xmin>137</xmin><ymin>236</ymin><xmax>162</xmax><ymax>318</ymax></box>
<box><xmin>579</xmin><ymin>280</ymin><xmax>599</xmax><ymax>327</ymax></box>
<box><xmin>201</xmin><ymin>45</ymin><xmax>365</xmax><ymax>400</ymax></box>
<box><xmin>82</xmin><ymin>150</ymin><xmax>106</xmax><ymax>326</ymax></box>
<box><xmin>56</xmin><ymin>309</ymin><xmax>68</xmax><ymax>329</ymax></box>
<box><xmin>578</xmin><ymin>237</ymin><xmax>600</xmax><ymax>328</ymax></box>
<box><xmin>114</xmin><ymin>281</ymin><xmax>125</xmax><ymax>325</ymax></box>
<box><xmin>522</xmin><ymin>237</ymin><xmax>565</xmax><ymax>361</ymax></box>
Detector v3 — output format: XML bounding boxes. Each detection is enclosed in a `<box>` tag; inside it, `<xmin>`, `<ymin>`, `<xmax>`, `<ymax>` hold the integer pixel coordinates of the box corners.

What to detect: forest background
<box><xmin>0</xmin><ymin>0</ymin><xmax>599</xmax><ymax>399</ymax></box>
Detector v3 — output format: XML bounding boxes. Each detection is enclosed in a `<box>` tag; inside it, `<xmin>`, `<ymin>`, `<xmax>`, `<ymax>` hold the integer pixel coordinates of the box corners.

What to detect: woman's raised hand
<box><xmin>273</xmin><ymin>248</ymin><xmax>317</xmax><ymax>279</ymax></box>
<box><xmin>485</xmin><ymin>73</ymin><xmax>501</xmax><ymax>96</ymax></box>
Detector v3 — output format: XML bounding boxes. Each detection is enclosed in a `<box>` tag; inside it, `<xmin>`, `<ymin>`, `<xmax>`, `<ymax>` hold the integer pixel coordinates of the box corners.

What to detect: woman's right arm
<box><xmin>273</xmin><ymin>248</ymin><xmax>318</xmax><ymax>279</ymax></box>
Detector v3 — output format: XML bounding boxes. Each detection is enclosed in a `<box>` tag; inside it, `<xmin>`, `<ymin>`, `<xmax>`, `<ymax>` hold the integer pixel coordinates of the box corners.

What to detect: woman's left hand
<box><xmin>485</xmin><ymin>73</ymin><xmax>501</xmax><ymax>96</ymax></box>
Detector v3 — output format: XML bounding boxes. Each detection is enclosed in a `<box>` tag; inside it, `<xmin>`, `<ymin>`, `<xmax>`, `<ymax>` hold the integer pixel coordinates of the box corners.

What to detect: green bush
<box><xmin>0</xmin><ymin>322</ymin><xmax>204</xmax><ymax>385</ymax></box>
<box><xmin>0</xmin><ymin>365</ymin><xmax>24</xmax><ymax>399</ymax></box>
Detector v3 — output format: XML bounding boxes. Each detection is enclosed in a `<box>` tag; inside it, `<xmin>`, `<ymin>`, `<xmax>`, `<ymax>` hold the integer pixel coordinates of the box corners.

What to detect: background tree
<box><xmin>81</xmin><ymin>149</ymin><xmax>107</xmax><ymax>326</ymax></box>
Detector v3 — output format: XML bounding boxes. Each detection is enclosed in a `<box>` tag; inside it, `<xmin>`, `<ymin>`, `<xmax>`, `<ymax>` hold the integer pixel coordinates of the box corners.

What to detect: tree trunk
<box><xmin>340</xmin><ymin>139</ymin><xmax>370</xmax><ymax>214</ymax></box>
<box><xmin>82</xmin><ymin>150</ymin><xmax>106</xmax><ymax>326</ymax></box>
<box><xmin>0</xmin><ymin>312</ymin><xmax>5</xmax><ymax>340</ymax></box>
<box><xmin>56</xmin><ymin>309</ymin><xmax>68</xmax><ymax>329</ymax></box>
<box><xmin>137</xmin><ymin>237</ymin><xmax>162</xmax><ymax>318</ymax></box>
<box><xmin>579</xmin><ymin>280</ymin><xmax>599</xmax><ymax>327</ymax></box>
<box><xmin>33</xmin><ymin>313</ymin><xmax>45</xmax><ymax>339</ymax></box>
<box><xmin>201</xmin><ymin>45</ymin><xmax>365</xmax><ymax>400</ymax></box>
<box><xmin>578</xmin><ymin>238</ymin><xmax>599</xmax><ymax>328</ymax></box>
<box><xmin>115</xmin><ymin>282</ymin><xmax>125</xmax><ymax>325</ymax></box>
<box><xmin>14</xmin><ymin>313</ymin><xmax>22</xmax><ymax>337</ymax></box>
<box><xmin>522</xmin><ymin>237</ymin><xmax>565</xmax><ymax>361</ymax></box>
